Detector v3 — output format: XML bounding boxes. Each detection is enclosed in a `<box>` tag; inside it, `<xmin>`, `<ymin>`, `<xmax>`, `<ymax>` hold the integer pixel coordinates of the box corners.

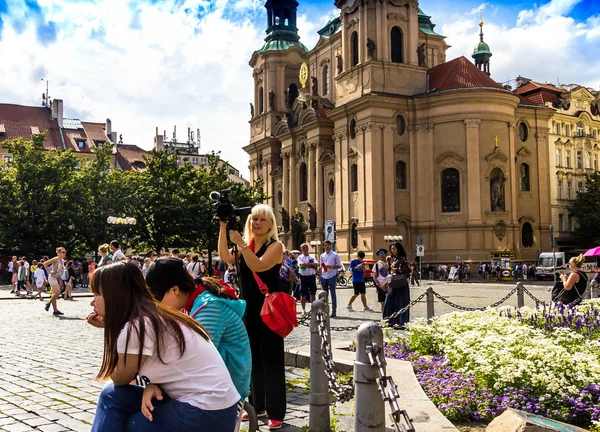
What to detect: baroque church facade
<box><xmin>243</xmin><ymin>0</ymin><xmax>583</xmax><ymax>263</ymax></box>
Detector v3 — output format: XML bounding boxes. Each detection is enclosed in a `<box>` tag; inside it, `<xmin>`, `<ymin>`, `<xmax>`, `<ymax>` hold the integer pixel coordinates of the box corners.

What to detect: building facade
<box><xmin>244</xmin><ymin>0</ymin><xmax>574</xmax><ymax>263</ymax></box>
<box><xmin>514</xmin><ymin>80</ymin><xmax>600</xmax><ymax>250</ymax></box>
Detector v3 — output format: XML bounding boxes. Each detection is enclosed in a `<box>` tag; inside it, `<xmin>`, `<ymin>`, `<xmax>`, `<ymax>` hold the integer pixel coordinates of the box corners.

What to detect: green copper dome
<box><xmin>257</xmin><ymin>39</ymin><xmax>308</xmax><ymax>54</ymax></box>
<box><xmin>473</xmin><ymin>41</ymin><xmax>492</xmax><ymax>56</ymax></box>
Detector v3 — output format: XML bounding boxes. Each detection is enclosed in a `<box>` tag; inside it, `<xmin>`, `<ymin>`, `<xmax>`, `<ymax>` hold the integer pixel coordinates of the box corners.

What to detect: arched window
<box><xmin>519</xmin><ymin>163</ymin><xmax>530</xmax><ymax>191</ymax></box>
<box><xmin>299</xmin><ymin>162</ymin><xmax>308</xmax><ymax>201</ymax></box>
<box><xmin>577</xmin><ymin>121</ymin><xmax>584</xmax><ymax>136</ymax></box>
<box><xmin>391</xmin><ymin>27</ymin><xmax>403</xmax><ymax>63</ymax></box>
<box><xmin>441</xmin><ymin>168</ymin><xmax>460</xmax><ymax>212</ymax></box>
<box><xmin>350</xmin><ymin>119</ymin><xmax>357</xmax><ymax>140</ymax></box>
<box><xmin>350</xmin><ymin>163</ymin><xmax>358</xmax><ymax>192</ymax></box>
<box><xmin>395</xmin><ymin>161</ymin><xmax>406</xmax><ymax>189</ymax></box>
<box><xmin>522</xmin><ymin>222</ymin><xmax>534</xmax><ymax>248</ymax></box>
<box><xmin>258</xmin><ymin>87</ymin><xmax>264</xmax><ymax>114</ymax></box>
<box><xmin>322</xmin><ymin>65</ymin><xmax>329</xmax><ymax>95</ymax></box>
<box><xmin>351</xmin><ymin>223</ymin><xmax>358</xmax><ymax>249</ymax></box>
<box><xmin>351</xmin><ymin>31</ymin><xmax>359</xmax><ymax>67</ymax></box>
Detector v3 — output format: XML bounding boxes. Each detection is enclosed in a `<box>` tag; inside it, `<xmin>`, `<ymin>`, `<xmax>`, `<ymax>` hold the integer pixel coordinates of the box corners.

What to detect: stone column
<box><xmin>309</xmin><ymin>141</ymin><xmax>317</xmax><ymax>206</ymax></box>
<box><xmin>464</xmin><ymin>119</ymin><xmax>482</xmax><ymax>224</ymax></box>
<box><xmin>335</xmin><ymin>132</ymin><xmax>345</xmax><ymax>231</ymax></box>
<box><xmin>315</xmin><ymin>143</ymin><xmax>324</xmax><ymax>234</ymax></box>
<box><xmin>282</xmin><ymin>152</ymin><xmax>290</xmax><ymax>220</ymax></box>
<box><xmin>375</xmin><ymin>1</ymin><xmax>382</xmax><ymax>61</ymax></box>
<box><xmin>362</xmin><ymin>124</ymin><xmax>374</xmax><ymax>224</ymax></box>
<box><xmin>508</xmin><ymin>122</ymin><xmax>518</xmax><ymax>227</ymax></box>
<box><xmin>341</xmin><ymin>14</ymin><xmax>348</xmax><ymax>70</ymax></box>
<box><xmin>290</xmin><ymin>147</ymin><xmax>297</xmax><ymax>213</ymax></box>
<box><xmin>382</xmin><ymin>125</ymin><xmax>395</xmax><ymax>224</ymax></box>
<box><xmin>414</xmin><ymin>124</ymin><xmax>434</xmax><ymax>224</ymax></box>
<box><xmin>359</xmin><ymin>4</ymin><xmax>365</xmax><ymax>63</ymax></box>
<box><xmin>407</xmin><ymin>3</ymin><xmax>417</xmax><ymax>65</ymax></box>
<box><xmin>277</xmin><ymin>63</ymin><xmax>286</xmax><ymax>108</ymax></box>
<box><xmin>382</xmin><ymin>1</ymin><xmax>389</xmax><ymax>61</ymax></box>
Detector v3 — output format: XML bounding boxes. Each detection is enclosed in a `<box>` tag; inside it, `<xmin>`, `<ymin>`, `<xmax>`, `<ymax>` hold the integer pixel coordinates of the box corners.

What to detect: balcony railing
<box><xmin>573</xmin><ymin>131</ymin><xmax>596</xmax><ymax>139</ymax></box>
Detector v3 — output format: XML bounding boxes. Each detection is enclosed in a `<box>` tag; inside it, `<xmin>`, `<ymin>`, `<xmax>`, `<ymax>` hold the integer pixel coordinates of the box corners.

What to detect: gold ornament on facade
<box><xmin>299</xmin><ymin>62</ymin><xmax>309</xmax><ymax>88</ymax></box>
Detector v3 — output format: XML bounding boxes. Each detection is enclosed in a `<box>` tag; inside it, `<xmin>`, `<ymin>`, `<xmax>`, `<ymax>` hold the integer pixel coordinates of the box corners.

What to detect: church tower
<box><xmin>472</xmin><ymin>13</ymin><xmax>492</xmax><ymax>76</ymax></box>
<box><xmin>264</xmin><ymin>0</ymin><xmax>300</xmax><ymax>43</ymax></box>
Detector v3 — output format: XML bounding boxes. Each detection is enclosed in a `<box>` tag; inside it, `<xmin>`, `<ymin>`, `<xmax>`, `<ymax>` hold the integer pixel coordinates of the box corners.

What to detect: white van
<box><xmin>536</xmin><ymin>252</ymin><xmax>567</xmax><ymax>280</ymax></box>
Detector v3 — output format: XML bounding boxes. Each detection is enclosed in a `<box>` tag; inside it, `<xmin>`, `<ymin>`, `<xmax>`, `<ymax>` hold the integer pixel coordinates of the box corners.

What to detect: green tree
<box><xmin>123</xmin><ymin>149</ymin><xmax>203</xmax><ymax>254</ymax></box>
<box><xmin>2</xmin><ymin>135</ymin><xmax>79</xmax><ymax>256</ymax></box>
<box><xmin>570</xmin><ymin>172</ymin><xmax>600</xmax><ymax>248</ymax></box>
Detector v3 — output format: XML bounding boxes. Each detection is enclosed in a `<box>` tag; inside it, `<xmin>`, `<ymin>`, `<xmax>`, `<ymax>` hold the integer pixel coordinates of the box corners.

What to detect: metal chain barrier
<box><xmin>521</xmin><ymin>285</ymin><xmax>548</xmax><ymax>306</ymax></box>
<box><xmin>431</xmin><ymin>287</ymin><xmax>517</xmax><ymax>311</ymax></box>
<box><xmin>366</xmin><ymin>341</ymin><xmax>415</xmax><ymax>432</ymax></box>
<box><xmin>298</xmin><ymin>311</ymin><xmax>311</xmax><ymax>327</ymax></box>
<box><xmin>315</xmin><ymin>310</ymin><xmax>354</xmax><ymax>403</ymax></box>
<box><xmin>382</xmin><ymin>291</ymin><xmax>427</xmax><ymax>322</ymax></box>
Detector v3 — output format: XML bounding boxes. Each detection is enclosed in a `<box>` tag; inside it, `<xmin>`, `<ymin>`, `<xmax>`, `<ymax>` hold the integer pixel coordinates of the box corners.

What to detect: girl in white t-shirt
<box><xmin>32</xmin><ymin>265</ymin><xmax>47</xmax><ymax>300</ymax></box>
<box><xmin>87</xmin><ymin>262</ymin><xmax>239</xmax><ymax>432</ymax></box>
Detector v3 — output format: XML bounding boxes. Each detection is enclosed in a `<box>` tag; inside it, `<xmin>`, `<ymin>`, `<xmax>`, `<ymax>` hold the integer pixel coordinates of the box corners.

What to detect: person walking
<box><xmin>346</xmin><ymin>251</ymin><xmax>373</xmax><ymax>312</ymax></box>
<box><xmin>87</xmin><ymin>262</ymin><xmax>239</xmax><ymax>432</ymax></box>
<box><xmin>384</xmin><ymin>242</ymin><xmax>410</xmax><ymax>330</ymax></box>
<box><xmin>98</xmin><ymin>244</ymin><xmax>113</xmax><ymax>267</ymax></box>
<box><xmin>110</xmin><ymin>240</ymin><xmax>126</xmax><ymax>262</ymax></box>
<box><xmin>218</xmin><ymin>204</ymin><xmax>287</xmax><ymax>430</ymax></box>
<box><xmin>43</xmin><ymin>247</ymin><xmax>67</xmax><ymax>316</ymax></box>
<box><xmin>319</xmin><ymin>240</ymin><xmax>342</xmax><ymax>318</ymax></box>
<box><xmin>373</xmin><ymin>249</ymin><xmax>390</xmax><ymax>314</ymax></box>
<box><xmin>33</xmin><ymin>262</ymin><xmax>47</xmax><ymax>300</ymax></box>
<box><xmin>186</xmin><ymin>254</ymin><xmax>203</xmax><ymax>280</ymax></box>
<box><xmin>9</xmin><ymin>256</ymin><xmax>17</xmax><ymax>293</ymax></box>
<box><xmin>297</xmin><ymin>243</ymin><xmax>318</xmax><ymax>315</ymax></box>
<box><xmin>63</xmin><ymin>261</ymin><xmax>76</xmax><ymax>300</ymax></box>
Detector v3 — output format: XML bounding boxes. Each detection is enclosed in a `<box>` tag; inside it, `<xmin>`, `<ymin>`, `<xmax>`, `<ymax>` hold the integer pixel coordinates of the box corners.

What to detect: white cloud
<box><xmin>439</xmin><ymin>0</ymin><xmax>600</xmax><ymax>89</ymax></box>
<box><xmin>0</xmin><ymin>0</ymin><xmax>265</xmax><ymax>179</ymax></box>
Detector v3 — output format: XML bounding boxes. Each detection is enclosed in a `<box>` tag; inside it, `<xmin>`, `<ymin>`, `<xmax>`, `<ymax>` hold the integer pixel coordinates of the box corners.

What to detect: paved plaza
<box><xmin>0</xmin><ymin>279</ymin><xmax>553</xmax><ymax>431</ymax></box>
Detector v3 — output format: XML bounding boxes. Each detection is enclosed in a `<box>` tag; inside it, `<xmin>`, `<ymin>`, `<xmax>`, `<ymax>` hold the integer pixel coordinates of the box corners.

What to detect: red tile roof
<box><xmin>518</xmin><ymin>91</ymin><xmax>560</xmax><ymax>106</ymax></box>
<box><xmin>81</xmin><ymin>122</ymin><xmax>109</xmax><ymax>144</ymax></box>
<box><xmin>427</xmin><ymin>56</ymin><xmax>503</xmax><ymax>92</ymax></box>
<box><xmin>0</xmin><ymin>104</ymin><xmax>62</xmax><ymax>150</ymax></box>
<box><xmin>514</xmin><ymin>81</ymin><xmax>566</xmax><ymax>95</ymax></box>
<box><xmin>63</xmin><ymin>129</ymin><xmax>93</xmax><ymax>153</ymax></box>
<box><xmin>116</xmin><ymin>144</ymin><xmax>149</xmax><ymax>171</ymax></box>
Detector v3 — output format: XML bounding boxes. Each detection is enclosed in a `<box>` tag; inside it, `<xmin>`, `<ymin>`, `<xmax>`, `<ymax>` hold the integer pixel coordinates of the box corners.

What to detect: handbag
<box><xmin>252</xmin><ymin>271</ymin><xmax>298</xmax><ymax>338</ymax></box>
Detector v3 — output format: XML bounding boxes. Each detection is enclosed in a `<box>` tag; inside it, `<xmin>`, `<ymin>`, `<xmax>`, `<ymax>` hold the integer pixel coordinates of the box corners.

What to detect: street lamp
<box><xmin>309</xmin><ymin>240</ymin><xmax>321</xmax><ymax>253</ymax></box>
<box><xmin>383</xmin><ymin>235</ymin><xmax>403</xmax><ymax>243</ymax></box>
<box><xmin>107</xmin><ymin>216</ymin><xmax>137</xmax><ymax>249</ymax></box>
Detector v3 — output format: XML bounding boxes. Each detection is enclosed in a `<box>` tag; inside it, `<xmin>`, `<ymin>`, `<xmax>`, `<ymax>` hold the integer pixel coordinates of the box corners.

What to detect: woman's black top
<box><xmin>239</xmin><ymin>239</ymin><xmax>282</xmax><ymax>316</ymax></box>
<box><xmin>561</xmin><ymin>270</ymin><xmax>588</xmax><ymax>305</ymax></box>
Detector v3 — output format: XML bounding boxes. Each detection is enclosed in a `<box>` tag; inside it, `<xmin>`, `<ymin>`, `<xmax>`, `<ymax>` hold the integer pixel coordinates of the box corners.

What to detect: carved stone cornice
<box><xmin>535</xmin><ymin>132</ymin><xmax>548</xmax><ymax>141</ymax></box>
<box><xmin>410</xmin><ymin>123</ymin><xmax>434</xmax><ymax>132</ymax></box>
<box><xmin>508</xmin><ymin>121</ymin><xmax>516</xmax><ymax>130</ymax></box>
<box><xmin>464</xmin><ymin>119</ymin><xmax>481</xmax><ymax>128</ymax></box>
<box><xmin>344</xmin><ymin>18</ymin><xmax>359</xmax><ymax>28</ymax></box>
<box><xmin>394</xmin><ymin>144</ymin><xmax>409</xmax><ymax>154</ymax></box>
<box><xmin>282</xmin><ymin>151</ymin><xmax>291</xmax><ymax>158</ymax></box>
<box><xmin>387</xmin><ymin>12</ymin><xmax>408</xmax><ymax>21</ymax></box>
<box><xmin>516</xmin><ymin>147</ymin><xmax>532</xmax><ymax>157</ymax></box>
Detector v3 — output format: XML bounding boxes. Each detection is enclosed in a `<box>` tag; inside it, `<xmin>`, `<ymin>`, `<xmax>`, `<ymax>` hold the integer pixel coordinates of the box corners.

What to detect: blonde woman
<box><xmin>98</xmin><ymin>244</ymin><xmax>113</xmax><ymax>267</ymax></box>
<box><xmin>218</xmin><ymin>204</ymin><xmax>286</xmax><ymax>430</ymax></box>
<box><xmin>558</xmin><ymin>254</ymin><xmax>589</xmax><ymax>305</ymax></box>
<box><xmin>43</xmin><ymin>247</ymin><xmax>67</xmax><ymax>316</ymax></box>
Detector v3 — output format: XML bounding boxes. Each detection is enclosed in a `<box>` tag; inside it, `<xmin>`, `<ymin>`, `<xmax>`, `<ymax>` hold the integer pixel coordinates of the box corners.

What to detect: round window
<box><xmin>396</xmin><ymin>115</ymin><xmax>406</xmax><ymax>136</ymax></box>
<box><xmin>350</xmin><ymin>119</ymin><xmax>357</xmax><ymax>140</ymax></box>
<box><xmin>277</xmin><ymin>190</ymin><xmax>283</xmax><ymax>205</ymax></box>
<box><xmin>328</xmin><ymin>178</ymin><xmax>335</xmax><ymax>196</ymax></box>
<box><xmin>518</xmin><ymin>122</ymin><xmax>528</xmax><ymax>142</ymax></box>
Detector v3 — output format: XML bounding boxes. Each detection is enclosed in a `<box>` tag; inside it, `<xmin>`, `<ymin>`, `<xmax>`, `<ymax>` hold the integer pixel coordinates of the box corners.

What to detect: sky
<box><xmin>0</xmin><ymin>0</ymin><xmax>599</xmax><ymax>179</ymax></box>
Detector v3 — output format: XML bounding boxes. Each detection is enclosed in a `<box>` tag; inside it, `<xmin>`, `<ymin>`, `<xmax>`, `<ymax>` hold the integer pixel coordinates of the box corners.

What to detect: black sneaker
<box><xmin>330</xmin><ymin>312</ymin><xmax>337</xmax><ymax>318</ymax></box>
<box><xmin>53</xmin><ymin>311</ymin><xmax>64</xmax><ymax>316</ymax></box>
<box><xmin>44</xmin><ymin>303</ymin><xmax>50</xmax><ymax>312</ymax></box>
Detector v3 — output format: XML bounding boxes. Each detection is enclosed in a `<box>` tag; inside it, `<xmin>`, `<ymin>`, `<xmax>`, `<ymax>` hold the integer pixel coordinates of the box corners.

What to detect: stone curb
<box><xmin>284</xmin><ymin>342</ymin><xmax>458</xmax><ymax>432</ymax></box>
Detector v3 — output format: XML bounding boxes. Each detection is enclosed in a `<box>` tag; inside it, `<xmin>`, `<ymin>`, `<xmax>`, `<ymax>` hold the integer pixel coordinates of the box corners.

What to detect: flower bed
<box><xmin>386</xmin><ymin>300</ymin><xmax>600</xmax><ymax>429</ymax></box>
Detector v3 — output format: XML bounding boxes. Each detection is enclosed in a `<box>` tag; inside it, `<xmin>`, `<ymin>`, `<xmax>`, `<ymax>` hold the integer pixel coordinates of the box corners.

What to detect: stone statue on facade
<box><xmin>291</xmin><ymin>210</ymin><xmax>308</xmax><ymax>250</ymax></box>
<box><xmin>311</xmin><ymin>77</ymin><xmax>318</xmax><ymax>96</ymax></box>
<box><xmin>280</xmin><ymin>207</ymin><xmax>290</xmax><ymax>233</ymax></box>
<box><xmin>284</xmin><ymin>90</ymin><xmax>289</xmax><ymax>109</ymax></box>
<box><xmin>336</xmin><ymin>53</ymin><xmax>343</xmax><ymax>73</ymax></box>
<box><xmin>307</xmin><ymin>203</ymin><xmax>317</xmax><ymax>230</ymax></box>
<box><xmin>490</xmin><ymin>171</ymin><xmax>506</xmax><ymax>212</ymax></box>
<box><xmin>366</xmin><ymin>38</ymin><xmax>376</xmax><ymax>60</ymax></box>
<box><xmin>268</xmin><ymin>89</ymin><xmax>276</xmax><ymax>111</ymax></box>
<box><xmin>250</xmin><ymin>103</ymin><xmax>254</xmax><ymax>118</ymax></box>
<box><xmin>418</xmin><ymin>43</ymin><xmax>426</xmax><ymax>67</ymax></box>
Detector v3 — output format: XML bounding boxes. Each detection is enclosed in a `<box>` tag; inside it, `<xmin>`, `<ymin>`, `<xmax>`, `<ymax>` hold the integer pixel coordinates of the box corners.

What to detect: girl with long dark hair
<box><xmin>88</xmin><ymin>262</ymin><xmax>239</xmax><ymax>432</ymax></box>
<box><xmin>383</xmin><ymin>242</ymin><xmax>410</xmax><ymax>329</ymax></box>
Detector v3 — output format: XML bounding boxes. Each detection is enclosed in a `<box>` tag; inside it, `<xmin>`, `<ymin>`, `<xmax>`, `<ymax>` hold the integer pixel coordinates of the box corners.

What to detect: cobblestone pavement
<box><xmin>0</xmin><ymin>280</ymin><xmax>552</xmax><ymax>431</ymax></box>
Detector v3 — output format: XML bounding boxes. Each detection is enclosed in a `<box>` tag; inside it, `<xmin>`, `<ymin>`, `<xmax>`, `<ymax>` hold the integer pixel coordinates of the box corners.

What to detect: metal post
<box><xmin>309</xmin><ymin>299</ymin><xmax>330</xmax><ymax>431</ymax></box>
<box><xmin>516</xmin><ymin>282</ymin><xmax>524</xmax><ymax>308</ymax></box>
<box><xmin>591</xmin><ymin>280</ymin><xmax>598</xmax><ymax>299</ymax></box>
<box><xmin>354</xmin><ymin>322</ymin><xmax>385</xmax><ymax>432</ymax></box>
<box><xmin>426</xmin><ymin>286</ymin><xmax>434</xmax><ymax>324</ymax></box>
<box><xmin>318</xmin><ymin>290</ymin><xmax>331</xmax><ymax>348</ymax></box>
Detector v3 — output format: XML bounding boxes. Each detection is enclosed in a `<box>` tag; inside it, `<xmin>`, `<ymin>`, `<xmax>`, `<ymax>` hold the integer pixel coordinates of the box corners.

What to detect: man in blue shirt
<box><xmin>319</xmin><ymin>240</ymin><xmax>342</xmax><ymax>317</ymax></box>
<box><xmin>346</xmin><ymin>251</ymin><xmax>373</xmax><ymax>312</ymax></box>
